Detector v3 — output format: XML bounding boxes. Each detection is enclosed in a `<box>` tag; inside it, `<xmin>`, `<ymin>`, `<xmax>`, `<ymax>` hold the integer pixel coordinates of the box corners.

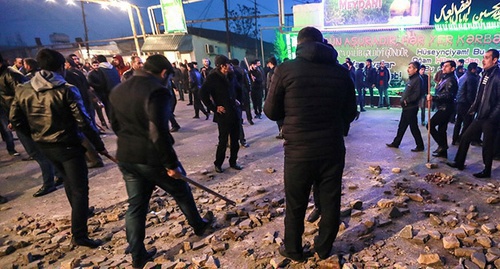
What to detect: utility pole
<box><xmin>224</xmin><ymin>0</ymin><xmax>231</xmax><ymax>58</ymax></box>
<box><xmin>80</xmin><ymin>1</ymin><xmax>90</xmax><ymax>59</ymax></box>
<box><xmin>254</xmin><ymin>0</ymin><xmax>258</xmax><ymax>59</ymax></box>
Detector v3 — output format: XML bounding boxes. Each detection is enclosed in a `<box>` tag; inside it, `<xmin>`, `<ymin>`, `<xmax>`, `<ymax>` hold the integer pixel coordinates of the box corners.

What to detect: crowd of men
<box><xmin>0</xmin><ymin>28</ymin><xmax>498</xmax><ymax>265</ymax></box>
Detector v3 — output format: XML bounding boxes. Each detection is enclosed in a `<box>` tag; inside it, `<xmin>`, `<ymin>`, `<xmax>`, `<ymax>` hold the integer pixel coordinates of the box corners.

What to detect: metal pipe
<box><xmin>127</xmin><ymin>5</ymin><xmax>141</xmax><ymax>56</ymax></box>
<box><xmin>80</xmin><ymin>1</ymin><xmax>90</xmax><ymax>59</ymax></box>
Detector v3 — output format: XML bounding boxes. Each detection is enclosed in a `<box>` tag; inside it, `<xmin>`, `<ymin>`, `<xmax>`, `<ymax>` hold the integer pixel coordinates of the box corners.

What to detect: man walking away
<box><xmin>110</xmin><ymin>55</ymin><xmax>213</xmax><ymax>268</ymax></box>
<box><xmin>264</xmin><ymin>27</ymin><xmax>357</xmax><ymax>261</ymax></box>
<box><xmin>10</xmin><ymin>48</ymin><xmax>108</xmax><ymax>248</ymax></box>
<box><xmin>355</xmin><ymin>62</ymin><xmax>366</xmax><ymax>112</ymax></box>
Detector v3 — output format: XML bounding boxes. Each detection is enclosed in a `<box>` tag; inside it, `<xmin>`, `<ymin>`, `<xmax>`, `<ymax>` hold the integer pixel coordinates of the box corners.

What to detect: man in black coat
<box><xmin>201</xmin><ymin>55</ymin><xmax>243</xmax><ymax>173</ymax></box>
<box><xmin>364</xmin><ymin>58</ymin><xmax>377</xmax><ymax>107</ymax></box>
<box><xmin>386</xmin><ymin>62</ymin><xmax>425</xmax><ymax>152</ymax></box>
<box><xmin>109</xmin><ymin>55</ymin><xmax>213</xmax><ymax>268</ymax></box>
<box><xmin>452</xmin><ymin>62</ymin><xmax>479</xmax><ymax>145</ymax></box>
<box><xmin>448</xmin><ymin>49</ymin><xmax>500</xmax><ymax>178</ymax></box>
<box><xmin>264</xmin><ymin>27</ymin><xmax>357</xmax><ymax>261</ymax></box>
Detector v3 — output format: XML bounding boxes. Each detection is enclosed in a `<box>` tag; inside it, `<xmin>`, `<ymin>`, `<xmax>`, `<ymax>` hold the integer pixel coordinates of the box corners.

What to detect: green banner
<box><xmin>160</xmin><ymin>0</ymin><xmax>187</xmax><ymax>33</ymax></box>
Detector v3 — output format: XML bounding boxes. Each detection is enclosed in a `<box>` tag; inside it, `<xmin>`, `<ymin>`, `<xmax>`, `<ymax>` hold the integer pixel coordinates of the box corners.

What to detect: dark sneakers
<box><xmin>386</xmin><ymin>143</ymin><xmax>399</xmax><ymax>148</ymax></box>
<box><xmin>33</xmin><ymin>186</ymin><xmax>57</xmax><ymax>197</ymax></box>
<box><xmin>411</xmin><ymin>147</ymin><xmax>424</xmax><ymax>152</ymax></box>
<box><xmin>0</xmin><ymin>195</ymin><xmax>7</xmax><ymax>204</ymax></box>
<box><xmin>473</xmin><ymin>170</ymin><xmax>491</xmax><ymax>178</ymax></box>
<box><xmin>194</xmin><ymin>211</ymin><xmax>214</xmax><ymax>236</ymax></box>
<box><xmin>71</xmin><ymin>237</ymin><xmax>102</xmax><ymax>248</ymax></box>
<box><xmin>230</xmin><ymin>163</ymin><xmax>243</xmax><ymax>170</ymax></box>
<box><xmin>214</xmin><ymin>165</ymin><xmax>224</xmax><ymax>173</ymax></box>
<box><xmin>278</xmin><ymin>245</ymin><xmax>306</xmax><ymax>262</ymax></box>
<box><xmin>306</xmin><ymin>208</ymin><xmax>321</xmax><ymax>223</ymax></box>
<box><xmin>446</xmin><ymin>162</ymin><xmax>465</xmax><ymax>171</ymax></box>
<box><xmin>132</xmin><ymin>247</ymin><xmax>157</xmax><ymax>269</ymax></box>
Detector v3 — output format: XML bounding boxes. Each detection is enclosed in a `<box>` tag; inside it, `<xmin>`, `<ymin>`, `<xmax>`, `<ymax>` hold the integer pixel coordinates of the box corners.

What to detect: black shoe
<box><xmin>432</xmin><ymin>150</ymin><xmax>447</xmax><ymax>158</ymax></box>
<box><xmin>22</xmin><ymin>156</ymin><xmax>34</xmax><ymax>161</ymax></box>
<box><xmin>278</xmin><ymin>245</ymin><xmax>305</xmax><ymax>262</ymax></box>
<box><xmin>446</xmin><ymin>162</ymin><xmax>465</xmax><ymax>170</ymax></box>
<box><xmin>306</xmin><ymin>208</ymin><xmax>321</xmax><ymax>223</ymax></box>
<box><xmin>230</xmin><ymin>164</ymin><xmax>243</xmax><ymax>170</ymax></box>
<box><xmin>187</xmin><ymin>103</ymin><xmax>193</xmax><ymax>106</ymax></box>
<box><xmin>421</xmin><ymin>121</ymin><xmax>427</xmax><ymax>126</ymax></box>
<box><xmin>72</xmin><ymin>237</ymin><xmax>102</xmax><ymax>248</ymax></box>
<box><xmin>170</xmin><ymin>126</ymin><xmax>180</xmax><ymax>132</ymax></box>
<box><xmin>8</xmin><ymin>150</ymin><xmax>20</xmax><ymax>156</ymax></box>
<box><xmin>411</xmin><ymin>147</ymin><xmax>424</xmax><ymax>152</ymax></box>
<box><xmin>433</xmin><ymin>147</ymin><xmax>443</xmax><ymax>153</ymax></box>
<box><xmin>132</xmin><ymin>247</ymin><xmax>157</xmax><ymax>268</ymax></box>
<box><xmin>386</xmin><ymin>143</ymin><xmax>399</xmax><ymax>148</ymax></box>
<box><xmin>0</xmin><ymin>195</ymin><xmax>7</xmax><ymax>204</ymax></box>
<box><xmin>33</xmin><ymin>186</ymin><xmax>57</xmax><ymax>197</ymax></box>
<box><xmin>276</xmin><ymin>134</ymin><xmax>284</xmax><ymax>139</ymax></box>
<box><xmin>248</xmin><ymin>119</ymin><xmax>254</xmax><ymax>125</ymax></box>
<box><xmin>240</xmin><ymin>142</ymin><xmax>249</xmax><ymax>148</ymax></box>
<box><xmin>193</xmin><ymin>115</ymin><xmax>200</xmax><ymax>119</ymax></box>
<box><xmin>471</xmin><ymin>140</ymin><xmax>483</xmax><ymax>146</ymax></box>
<box><xmin>205</xmin><ymin>113</ymin><xmax>210</xmax><ymax>120</ymax></box>
<box><xmin>55</xmin><ymin>177</ymin><xmax>64</xmax><ymax>187</ymax></box>
<box><xmin>194</xmin><ymin>211</ymin><xmax>214</xmax><ymax>236</ymax></box>
<box><xmin>88</xmin><ymin>162</ymin><xmax>104</xmax><ymax>168</ymax></box>
<box><xmin>214</xmin><ymin>165</ymin><xmax>224</xmax><ymax>173</ymax></box>
<box><xmin>473</xmin><ymin>170</ymin><xmax>491</xmax><ymax>178</ymax></box>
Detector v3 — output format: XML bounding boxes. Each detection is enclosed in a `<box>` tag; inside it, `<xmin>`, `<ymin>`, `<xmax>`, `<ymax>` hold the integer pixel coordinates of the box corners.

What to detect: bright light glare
<box><xmin>66</xmin><ymin>0</ymin><xmax>77</xmax><ymax>6</ymax></box>
<box><xmin>45</xmin><ymin>0</ymin><xmax>56</xmax><ymax>2</ymax></box>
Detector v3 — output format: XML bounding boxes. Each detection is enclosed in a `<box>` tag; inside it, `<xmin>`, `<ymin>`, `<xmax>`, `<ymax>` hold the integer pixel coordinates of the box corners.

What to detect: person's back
<box><xmin>265</xmin><ymin>41</ymin><xmax>357</xmax><ymax>160</ymax></box>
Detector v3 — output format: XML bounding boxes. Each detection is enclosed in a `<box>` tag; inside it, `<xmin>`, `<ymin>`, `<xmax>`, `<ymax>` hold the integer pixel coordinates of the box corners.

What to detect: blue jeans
<box><xmin>377</xmin><ymin>86</ymin><xmax>389</xmax><ymax>107</ymax></box>
<box><xmin>356</xmin><ymin>87</ymin><xmax>365</xmax><ymax>110</ymax></box>
<box><xmin>118</xmin><ymin>162</ymin><xmax>204</xmax><ymax>262</ymax></box>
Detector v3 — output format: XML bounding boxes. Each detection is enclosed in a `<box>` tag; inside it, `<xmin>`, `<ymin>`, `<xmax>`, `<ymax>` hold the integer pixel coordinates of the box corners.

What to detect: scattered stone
<box><xmin>460</xmin><ymin>224</ymin><xmax>478</xmax><ymax>236</ymax></box>
<box><xmin>486</xmin><ymin>196</ymin><xmax>500</xmax><ymax>204</ymax></box>
<box><xmin>450</xmin><ymin>227</ymin><xmax>467</xmax><ymax>238</ymax></box>
<box><xmin>417</xmin><ymin>253</ymin><xmax>442</xmax><ymax>265</ymax></box>
<box><xmin>399</xmin><ymin>225</ymin><xmax>413</xmax><ymax>239</ymax></box>
<box><xmin>347</xmin><ymin>184</ymin><xmax>359</xmax><ymax>190</ymax></box>
<box><xmin>425</xmin><ymin>163</ymin><xmax>438</xmax><ymax>169</ymax></box>
<box><xmin>266</xmin><ymin>167</ymin><xmax>276</xmax><ymax>174</ymax></box>
<box><xmin>463</xmin><ymin>259</ymin><xmax>481</xmax><ymax>269</ymax></box>
<box><xmin>443</xmin><ymin>236</ymin><xmax>460</xmax><ymax>249</ymax></box>
<box><xmin>454</xmin><ymin>247</ymin><xmax>477</xmax><ymax>257</ymax></box>
<box><xmin>350</xmin><ymin>200</ymin><xmax>363</xmax><ymax>210</ymax></box>
<box><xmin>392</xmin><ymin>168</ymin><xmax>401</xmax><ymax>173</ymax></box>
<box><xmin>369</xmin><ymin>165</ymin><xmax>382</xmax><ymax>175</ymax></box>
<box><xmin>428</xmin><ymin>230</ymin><xmax>442</xmax><ymax>240</ymax></box>
<box><xmin>0</xmin><ymin>245</ymin><xmax>15</xmax><ymax>257</ymax></box>
<box><xmin>481</xmin><ymin>223</ymin><xmax>497</xmax><ymax>234</ymax></box>
<box><xmin>413</xmin><ymin>232</ymin><xmax>430</xmax><ymax>244</ymax></box>
<box><xmin>192</xmin><ymin>241</ymin><xmax>207</xmax><ymax>251</ymax></box>
<box><xmin>211</xmin><ymin>242</ymin><xmax>228</xmax><ymax>253</ymax></box>
<box><xmin>377</xmin><ymin>198</ymin><xmax>394</xmax><ymax>208</ymax></box>
<box><xmin>429</xmin><ymin>214</ymin><xmax>443</xmax><ymax>226</ymax></box>
<box><xmin>438</xmin><ymin>194</ymin><xmax>450</xmax><ymax>201</ymax></box>
<box><xmin>406</xmin><ymin>193</ymin><xmax>424</xmax><ymax>202</ymax></box>
<box><xmin>238</xmin><ymin>219</ymin><xmax>253</xmax><ymax>230</ymax></box>
<box><xmin>443</xmin><ymin>215</ymin><xmax>460</xmax><ymax>227</ymax></box>
<box><xmin>60</xmin><ymin>258</ymin><xmax>80</xmax><ymax>269</ymax></box>
<box><xmin>387</xmin><ymin>206</ymin><xmax>403</xmax><ymax>219</ymax></box>
<box><xmin>424</xmin><ymin>172</ymin><xmax>455</xmax><ymax>186</ymax></box>
<box><xmin>476</xmin><ymin>236</ymin><xmax>492</xmax><ymax>248</ymax></box>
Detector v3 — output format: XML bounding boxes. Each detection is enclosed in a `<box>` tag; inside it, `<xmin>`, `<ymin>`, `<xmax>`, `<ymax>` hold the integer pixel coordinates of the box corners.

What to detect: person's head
<box><xmin>442</xmin><ymin>60</ymin><xmax>456</xmax><ymax>74</ymax></box>
<box><xmin>419</xmin><ymin>64</ymin><xmax>426</xmax><ymax>75</ymax></box>
<box><xmin>36</xmin><ymin>48</ymin><xmax>66</xmax><ymax>73</ymax></box>
<box><xmin>143</xmin><ymin>54</ymin><xmax>173</xmax><ymax>82</ymax></box>
<box><xmin>14</xmin><ymin>58</ymin><xmax>23</xmax><ymax>68</ymax></box>
<box><xmin>458</xmin><ymin>59</ymin><xmax>464</xmax><ymax>66</ymax></box>
<box><xmin>407</xmin><ymin>61</ymin><xmax>420</xmax><ymax>76</ymax></box>
<box><xmin>345</xmin><ymin>57</ymin><xmax>351</xmax><ymax>63</ymax></box>
<box><xmin>187</xmin><ymin>62</ymin><xmax>195</xmax><ymax>70</ymax></box>
<box><xmin>358</xmin><ymin>62</ymin><xmax>364</xmax><ymax>69</ymax></box>
<box><xmin>65</xmin><ymin>56</ymin><xmax>78</xmax><ymax>70</ymax></box>
<box><xmin>130</xmin><ymin>56</ymin><xmax>143</xmax><ymax>70</ymax></box>
<box><xmin>91</xmin><ymin>61</ymin><xmax>99</xmax><ymax>69</ymax></box>
<box><xmin>297</xmin><ymin>26</ymin><xmax>323</xmax><ymax>45</ymax></box>
<box><xmin>214</xmin><ymin>55</ymin><xmax>231</xmax><ymax>75</ymax></box>
<box><xmin>483</xmin><ymin>49</ymin><xmax>499</xmax><ymax>70</ymax></box>
<box><xmin>69</xmin><ymin>54</ymin><xmax>80</xmax><ymax>65</ymax></box>
<box><xmin>365</xmin><ymin>58</ymin><xmax>372</xmax><ymax>67</ymax></box>
<box><xmin>440</xmin><ymin>61</ymin><xmax>445</xmax><ymax>68</ymax></box>
<box><xmin>112</xmin><ymin>54</ymin><xmax>125</xmax><ymax>67</ymax></box>
<box><xmin>379</xmin><ymin>60</ymin><xmax>385</xmax><ymax>68</ymax></box>
<box><xmin>202</xmin><ymin>58</ymin><xmax>211</xmax><ymax>67</ymax></box>
<box><xmin>267</xmin><ymin>56</ymin><xmax>277</xmax><ymax>68</ymax></box>
<box><xmin>456</xmin><ymin>65</ymin><xmax>464</xmax><ymax>74</ymax></box>
<box><xmin>191</xmin><ymin>62</ymin><xmax>198</xmax><ymax>68</ymax></box>
<box><xmin>96</xmin><ymin>55</ymin><xmax>107</xmax><ymax>63</ymax></box>
<box><xmin>467</xmin><ymin>62</ymin><xmax>478</xmax><ymax>73</ymax></box>
<box><xmin>23</xmin><ymin>58</ymin><xmax>38</xmax><ymax>72</ymax></box>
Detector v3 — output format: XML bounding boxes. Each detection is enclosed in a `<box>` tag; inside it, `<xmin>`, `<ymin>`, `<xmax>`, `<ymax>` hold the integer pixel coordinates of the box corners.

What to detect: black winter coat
<box><xmin>456</xmin><ymin>71</ymin><xmax>479</xmax><ymax>105</ymax></box>
<box><xmin>264</xmin><ymin>41</ymin><xmax>357</xmax><ymax>161</ymax></box>
<box><xmin>469</xmin><ymin>65</ymin><xmax>500</xmax><ymax>122</ymax></box>
<box><xmin>432</xmin><ymin>72</ymin><xmax>458</xmax><ymax>111</ymax></box>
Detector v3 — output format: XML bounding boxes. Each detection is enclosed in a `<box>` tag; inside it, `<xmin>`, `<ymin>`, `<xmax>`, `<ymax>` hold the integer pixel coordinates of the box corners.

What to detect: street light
<box><xmin>46</xmin><ymin>0</ymin><xmax>146</xmax><ymax>57</ymax></box>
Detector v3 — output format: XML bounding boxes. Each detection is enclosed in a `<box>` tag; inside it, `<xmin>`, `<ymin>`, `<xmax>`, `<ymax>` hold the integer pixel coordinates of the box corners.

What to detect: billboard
<box><xmin>323</xmin><ymin>0</ymin><xmax>425</xmax><ymax>28</ymax></box>
<box><xmin>160</xmin><ymin>0</ymin><xmax>188</xmax><ymax>33</ymax></box>
<box><xmin>430</xmin><ymin>0</ymin><xmax>500</xmax><ymax>31</ymax></box>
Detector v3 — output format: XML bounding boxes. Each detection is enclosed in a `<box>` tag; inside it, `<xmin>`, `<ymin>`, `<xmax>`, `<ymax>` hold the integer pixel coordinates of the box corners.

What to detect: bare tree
<box><xmin>228</xmin><ymin>4</ymin><xmax>260</xmax><ymax>39</ymax></box>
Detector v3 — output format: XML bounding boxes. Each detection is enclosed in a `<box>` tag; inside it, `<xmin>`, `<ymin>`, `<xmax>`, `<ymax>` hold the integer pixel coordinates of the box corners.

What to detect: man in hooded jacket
<box><xmin>264</xmin><ymin>27</ymin><xmax>357</xmax><ymax>261</ymax></box>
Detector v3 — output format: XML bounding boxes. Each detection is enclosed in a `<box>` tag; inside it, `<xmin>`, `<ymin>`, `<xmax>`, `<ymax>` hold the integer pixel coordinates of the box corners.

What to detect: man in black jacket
<box><xmin>448</xmin><ymin>49</ymin><xmax>500</xmax><ymax>178</ymax></box>
<box><xmin>264</xmin><ymin>27</ymin><xmax>357</xmax><ymax>261</ymax></box>
<box><xmin>87</xmin><ymin>55</ymin><xmax>120</xmax><ymax>119</ymax></box>
<box><xmin>110</xmin><ymin>55</ymin><xmax>213</xmax><ymax>268</ymax></box>
<box><xmin>428</xmin><ymin>60</ymin><xmax>458</xmax><ymax>158</ymax></box>
<box><xmin>364</xmin><ymin>58</ymin><xmax>377</xmax><ymax>107</ymax></box>
<box><xmin>201</xmin><ymin>55</ymin><xmax>243</xmax><ymax>173</ymax></box>
<box><xmin>452</xmin><ymin>63</ymin><xmax>479</xmax><ymax>145</ymax></box>
<box><xmin>10</xmin><ymin>48</ymin><xmax>108</xmax><ymax>248</ymax></box>
<box><xmin>376</xmin><ymin>60</ymin><xmax>391</xmax><ymax>108</ymax></box>
<box><xmin>386</xmin><ymin>62</ymin><xmax>425</xmax><ymax>152</ymax></box>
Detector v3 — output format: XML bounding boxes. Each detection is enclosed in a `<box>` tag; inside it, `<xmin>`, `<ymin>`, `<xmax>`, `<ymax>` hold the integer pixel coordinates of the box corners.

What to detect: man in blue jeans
<box><xmin>110</xmin><ymin>55</ymin><xmax>213</xmax><ymax>268</ymax></box>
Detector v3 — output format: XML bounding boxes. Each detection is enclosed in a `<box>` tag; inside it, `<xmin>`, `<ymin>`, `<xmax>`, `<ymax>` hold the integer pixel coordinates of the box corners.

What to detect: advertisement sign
<box><xmin>160</xmin><ymin>0</ymin><xmax>188</xmax><ymax>33</ymax></box>
<box><xmin>285</xmin><ymin>28</ymin><xmax>498</xmax><ymax>86</ymax></box>
<box><xmin>323</xmin><ymin>0</ymin><xmax>424</xmax><ymax>28</ymax></box>
<box><xmin>431</xmin><ymin>0</ymin><xmax>500</xmax><ymax>31</ymax></box>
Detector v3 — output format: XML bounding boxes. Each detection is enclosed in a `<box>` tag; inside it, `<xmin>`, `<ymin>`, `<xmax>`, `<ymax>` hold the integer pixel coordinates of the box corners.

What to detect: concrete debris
<box><xmin>369</xmin><ymin>165</ymin><xmax>382</xmax><ymax>175</ymax></box>
<box><xmin>424</xmin><ymin>172</ymin><xmax>455</xmax><ymax>186</ymax></box>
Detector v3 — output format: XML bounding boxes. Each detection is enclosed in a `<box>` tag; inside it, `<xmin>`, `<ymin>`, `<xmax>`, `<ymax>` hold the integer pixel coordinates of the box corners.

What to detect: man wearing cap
<box><xmin>201</xmin><ymin>55</ymin><xmax>243</xmax><ymax>173</ymax></box>
<box><xmin>265</xmin><ymin>27</ymin><xmax>357</xmax><ymax>261</ymax></box>
<box><xmin>110</xmin><ymin>54</ymin><xmax>213</xmax><ymax>268</ymax></box>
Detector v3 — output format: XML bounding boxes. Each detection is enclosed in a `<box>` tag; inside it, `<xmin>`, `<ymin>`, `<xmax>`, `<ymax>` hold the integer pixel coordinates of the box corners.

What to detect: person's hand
<box><xmin>7</xmin><ymin>123</ymin><xmax>13</xmax><ymax>131</ymax></box>
<box><xmin>98</xmin><ymin>149</ymin><xmax>109</xmax><ymax>156</ymax></box>
<box><xmin>426</xmin><ymin>94</ymin><xmax>432</xmax><ymax>101</ymax></box>
<box><xmin>235</xmin><ymin>100</ymin><xmax>241</xmax><ymax>106</ymax></box>
<box><xmin>167</xmin><ymin>167</ymin><xmax>183</xmax><ymax>179</ymax></box>
<box><xmin>216</xmin><ymin>106</ymin><xmax>226</xmax><ymax>114</ymax></box>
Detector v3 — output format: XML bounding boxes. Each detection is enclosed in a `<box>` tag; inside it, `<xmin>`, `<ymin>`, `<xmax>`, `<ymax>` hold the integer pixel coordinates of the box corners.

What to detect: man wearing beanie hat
<box><xmin>10</xmin><ymin>48</ymin><xmax>109</xmax><ymax>248</ymax></box>
<box><xmin>265</xmin><ymin>26</ymin><xmax>357</xmax><ymax>261</ymax></box>
<box><xmin>110</xmin><ymin>54</ymin><xmax>213</xmax><ymax>268</ymax></box>
<box><xmin>201</xmin><ymin>54</ymin><xmax>243</xmax><ymax>173</ymax></box>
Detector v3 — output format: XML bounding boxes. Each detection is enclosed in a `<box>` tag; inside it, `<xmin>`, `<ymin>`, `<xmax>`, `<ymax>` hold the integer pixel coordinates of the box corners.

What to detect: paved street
<box><xmin>0</xmin><ymin>100</ymin><xmax>499</xmax><ymax>268</ymax></box>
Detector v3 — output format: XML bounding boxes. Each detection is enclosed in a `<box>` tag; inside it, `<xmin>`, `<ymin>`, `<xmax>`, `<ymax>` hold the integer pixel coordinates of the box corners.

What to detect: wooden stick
<box><xmin>427</xmin><ymin>69</ymin><xmax>432</xmax><ymax>163</ymax></box>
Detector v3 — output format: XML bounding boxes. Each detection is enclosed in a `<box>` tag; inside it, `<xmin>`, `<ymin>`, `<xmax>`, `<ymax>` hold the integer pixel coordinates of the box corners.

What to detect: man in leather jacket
<box><xmin>448</xmin><ymin>49</ymin><xmax>500</xmax><ymax>178</ymax></box>
<box><xmin>10</xmin><ymin>48</ymin><xmax>109</xmax><ymax>248</ymax></box>
<box><xmin>428</xmin><ymin>60</ymin><xmax>458</xmax><ymax>158</ymax></box>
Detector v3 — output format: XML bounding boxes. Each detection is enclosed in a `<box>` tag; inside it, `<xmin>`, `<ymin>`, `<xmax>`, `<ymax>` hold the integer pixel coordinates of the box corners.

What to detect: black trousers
<box><xmin>454</xmin><ymin>118</ymin><xmax>498</xmax><ymax>172</ymax></box>
<box><xmin>430</xmin><ymin>109</ymin><xmax>453</xmax><ymax>149</ymax></box>
<box><xmin>215</xmin><ymin>117</ymin><xmax>240</xmax><ymax>167</ymax></box>
<box><xmin>242</xmin><ymin>88</ymin><xmax>253</xmax><ymax>122</ymax></box>
<box><xmin>391</xmin><ymin>106</ymin><xmax>424</xmax><ymax>148</ymax></box>
<box><xmin>251</xmin><ymin>86</ymin><xmax>263</xmax><ymax>116</ymax></box>
<box><xmin>284</xmin><ymin>157</ymin><xmax>343</xmax><ymax>259</ymax></box>
<box><xmin>192</xmin><ymin>88</ymin><xmax>207</xmax><ymax>117</ymax></box>
<box><xmin>38</xmin><ymin>144</ymin><xmax>89</xmax><ymax>239</ymax></box>
<box><xmin>452</xmin><ymin>103</ymin><xmax>473</xmax><ymax>143</ymax></box>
